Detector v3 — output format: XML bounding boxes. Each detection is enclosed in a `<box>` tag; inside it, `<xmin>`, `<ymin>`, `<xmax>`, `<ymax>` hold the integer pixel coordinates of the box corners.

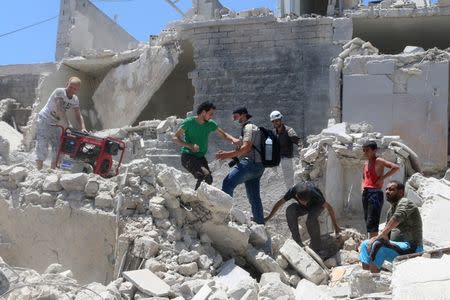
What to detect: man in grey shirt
<box><xmin>216</xmin><ymin>107</ymin><xmax>265</xmax><ymax>224</ymax></box>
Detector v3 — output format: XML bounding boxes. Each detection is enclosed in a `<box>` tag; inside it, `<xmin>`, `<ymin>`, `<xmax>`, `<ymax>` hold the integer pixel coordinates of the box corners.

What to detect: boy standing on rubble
<box><xmin>35</xmin><ymin>77</ymin><xmax>87</xmax><ymax>170</ymax></box>
<box><xmin>173</xmin><ymin>101</ymin><xmax>239</xmax><ymax>190</ymax></box>
<box><xmin>361</xmin><ymin>140</ymin><xmax>400</xmax><ymax>238</ymax></box>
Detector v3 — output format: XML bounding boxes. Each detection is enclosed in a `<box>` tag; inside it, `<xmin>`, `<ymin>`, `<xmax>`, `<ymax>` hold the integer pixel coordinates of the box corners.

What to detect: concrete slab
<box><xmin>367</xmin><ymin>60</ymin><xmax>396</xmax><ymax>75</ymax></box>
<box><xmin>279</xmin><ymin>239</ymin><xmax>328</xmax><ymax>285</ymax></box>
<box><xmin>122</xmin><ymin>269</ymin><xmax>170</xmax><ymax>297</ymax></box>
<box><xmin>216</xmin><ymin>259</ymin><xmax>253</xmax><ymax>292</ymax></box>
<box><xmin>0</xmin><ymin>121</ymin><xmax>22</xmax><ymax>151</ymax></box>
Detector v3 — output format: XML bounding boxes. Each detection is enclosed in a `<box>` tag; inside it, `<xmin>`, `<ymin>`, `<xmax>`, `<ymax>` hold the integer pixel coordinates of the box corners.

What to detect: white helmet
<box><xmin>270</xmin><ymin>110</ymin><xmax>283</xmax><ymax>121</ymax></box>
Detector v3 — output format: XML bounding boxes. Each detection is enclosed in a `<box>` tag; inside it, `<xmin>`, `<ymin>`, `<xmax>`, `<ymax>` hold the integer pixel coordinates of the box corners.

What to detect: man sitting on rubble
<box><xmin>173</xmin><ymin>101</ymin><xmax>239</xmax><ymax>190</ymax></box>
<box><xmin>359</xmin><ymin>180</ymin><xmax>423</xmax><ymax>273</ymax></box>
<box><xmin>36</xmin><ymin>77</ymin><xmax>87</xmax><ymax>170</ymax></box>
<box><xmin>361</xmin><ymin>140</ymin><xmax>400</xmax><ymax>238</ymax></box>
<box><xmin>264</xmin><ymin>181</ymin><xmax>341</xmax><ymax>256</ymax></box>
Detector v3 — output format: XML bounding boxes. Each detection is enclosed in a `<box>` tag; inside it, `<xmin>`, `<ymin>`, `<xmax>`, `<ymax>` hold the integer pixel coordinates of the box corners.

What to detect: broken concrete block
<box><xmin>321</xmin><ymin>123</ymin><xmax>353</xmax><ymax>144</ymax></box>
<box><xmin>228</xmin><ymin>275</ymin><xmax>258</xmax><ymax>300</ymax></box>
<box><xmin>260</xmin><ymin>272</ymin><xmax>281</xmax><ymax>286</ymax></box>
<box><xmin>148</xmin><ymin>201</ymin><xmax>170</xmax><ymax>219</ymax></box>
<box><xmin>367</xmin><ymin>60</ymin><xmax>396</xmax><ymax>75</ymax></box>
<box><xmin>144</xmin><ymin>259</ymin><xmax>167</xmax><ymax>273</ymax></box>
<box><xmin>302</xmin><ymin>147</ymin><xmax>319</xmax><ymax>163</ymax></box>
<box><xmin>122</xmin><ymin>269</ymin><xmax>170</xmax><ymax>297</ymax></box>
<box><xmin>295</xmin><ymin>279</ymin><xmax>333</xmax><ymax>300</ymax></box>
<box><xmin>157</xmin><ymin>168</ymin><xmax>183</xmax><ymax>196</ymax></box>
<box><xmin>249</xmin><ymin>224</ymin><xmax>268</xmax><ymax>246</ymax></box>
<box><xmin>201</xmin><ymin>222</ymin><xmax>250</xmax><ymax>256</ymax></box>
<box><xmin>42</xmin><ymin>174</ymin><xmax>61</xmax><ymax>192</ymax></box>
<box><xmin>24</xmin><ymin>191</ymin><xmax>40</xmax><ymax>205</ymax></box>
<box><xmin>392</xmin><ymin>255</ymin><xmax>450</xmax><ymax>300</ymax></box>
<box><xmin>60</xmin><ymin>173</ymin><xmax>88</xmax><ymax>192</ymax></box>
<box><xmin>156</xmin><ymin>120</ymin><xmax>171</xmax><ymax>134</ymax></box>
<box><xmin>216</xmin><ymin>259</ymin><xmax>252</xmax><ymax>291</ymax></box>
<box><xmin>84</xmin><ymin>178</ymin><xmax>99</xmax><ymax>196</ymax></box>
<box><xmin>197</xmin><ymin>183</ymin><xmax>233</xmax><ymax>214</ymax></box>
<box><xmin>343</xmin><ymin>237</ymin><xmax>358</xmax><ymax>251</ymax></box>
<box><xmin>240</xmin><ymin>289</ymin><xmax>258</xmax><ymax>300</ymax></box>
<box><xmin>403</xmin><ymin>46</ymin><xmax>425</xmax><ymax>54</ymax></box>
<box><xmin>230</xmin><ymin>207</ymin><xmax>249</xmax><ymax>225</ymax></box>
<box><xmin>132</xmin><ymin>236</ymin><xmax>159</xmax><ymax>259</ymax></box>
<box><xmin>9</xmin><ymin>166</ymin><xmax>27</xmax><ymax>182</ymax></box>
<box><xmin>178</xmin><ymin>250</ymin><xmax>200</xmax><ymax>264</ymax></box>
<box><xmin>349</xmin><ymin>270</ymin><xmax>390</xmax><ymax>298</ymax></box>
<box><xmin>0</xmin><ymin>121</ymin><xmax>22</xmax><ymax>151</ymax></box>
<box><xmin>246</xmin><ymin>248</ymin><xmax>288</xmax><ymax>283</ymax></box>
<box><xmin>197</xmin><ymin>254</ymin><xmax>213</xmax><ymax>270</ymax></box>
<box><xmin>39</xmin><ymin>192</ymin><xmax>55</xmax><ymax>207</ymax></box>
<box><xmin>279</xmin><ymin>239</ymin><xmax>328</xmax><ymax>285</ymax></box>
<box><xmin>276</xmin><ymin>255</ymin><xmax>289</xmax><ymax>269</ymax></box>
<box><xmin>95</xmin><ymin>192</ymin><xmax>114</xmax><ymax>209</ymax></box>
<box><xmin>178</xmin><ymin>262</ymin><xmax>198</xmax><ymax>276</ymax></box>
<box><xmin>258</xmin><ymin>274</ymin><xmax>294</xmax><ymax>299</ymax></box>
<box><xmin>192</xmin><ymin>283</ymin><xmax>213</xmax><ymax>300</ymax></box>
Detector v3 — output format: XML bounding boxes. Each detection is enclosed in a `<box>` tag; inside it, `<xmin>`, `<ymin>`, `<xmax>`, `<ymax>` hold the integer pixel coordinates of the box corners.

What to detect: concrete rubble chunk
<box><xmin>196</xmin><ymin>183</ymin><xmax>233</xmax><ymax>213</ymax></box>
<box><xmin>392</xmin><ymin>255</ymin><xmax>450</xmax><ymax>300</ymax></box>
<box><xmin>201</xmin><ymin>222</ymin><xmax>250</xmax><ymax>256</ymax></box>
<box><xmin>123</xmin><ymin>269</ymin><xmax>170</xmax><ymax>297</ymax></box>
<box><xmin>95</xmin><ymin>192</ymin><xmax>114</xmax><ymax>209</ymax></box>
<box><xmin>216</xmin><ymin>259</ymin><xmax>253</xmax><ymax>292</ymax></box>
<box><xmin>178</xmin><ymin>262</ymin><xmax>198</xmax><ymax>276</ymax></box>
<box><xmin>9</xmin><ymin>166</ymin><xmax>27</xmax><ymax>182</ymax></box>
<box><xmin>178</xmin><ymin>250</ymin><xmax>200</xmax><ymax>264</ymax></box>
<box><xmin>132</xmin><ymin>236</ymin><xmax>160</xmax><ymax>259</ymax></box>
<box><xmin>367</xmin><ymin>59</ymin><xmax>396</xmax><ymax>75</ymax></box>
<box><xmin>192</xmin><ymin>283</ymin><xmax>213</xmax><ymax>300</ymax></box>
<box><xmin>321</xmin><ymin>122</ymin><xmax>353</xmax><ymax>144</ymax></box>
<box><xmin>246</xmin><ymin>248</ymin><xmax>288</xmax><ymax>283</ymax></box>
<box><xmin>228</xmin><ymin>275</ymin><xmax>258</xmax><ymax>300</ymax></box>
<box><xmin>157</xmin><ymin>167</ymin><xmax>183</xmax><ymax>196</ymax></box>
<box><xmin>0</xmin><ymin>121</ymin><xmax>22</xmax><ymax>152</ymax></box>
<box><xmin>258</xmin><ymin>272</ymin><xmax>294</xmax><ymax>300</ymax></box>
<box><xmin>59</xmin><ymin>173</ymin><xmax>88</xmax><ymax>192</ymax></box>
<box><xmin>295</xmin><ymin>279</ymin><xmax>333</xmax><ymax>300</ymax></box>
<box><xmin>249</xmin><ymin>224</ymin><xmax>268</xmax><ymax>246</ymax></box>
<box><xmin>279</xmin><ymin>239</ymin><xmax>328</xmax><ymax>285</ymax></box>
<box><xmin>349</xmin><ymin>270</ymin><xmax>390</xmax><ymax>298</ymax></box>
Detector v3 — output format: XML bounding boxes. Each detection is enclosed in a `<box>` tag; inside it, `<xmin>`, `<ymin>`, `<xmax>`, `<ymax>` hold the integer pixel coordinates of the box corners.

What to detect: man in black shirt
<box><xmin>265</xmin><ymin>181</ymin><xmax>341</xmax><ymax>253</ymax></box>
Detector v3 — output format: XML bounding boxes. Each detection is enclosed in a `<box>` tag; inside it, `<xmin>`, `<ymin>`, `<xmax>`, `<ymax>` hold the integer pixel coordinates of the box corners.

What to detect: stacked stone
<box><xmin>296</xmin><ymin>121</ymin><xmax>411</xmax><ymax>182</ymax></box>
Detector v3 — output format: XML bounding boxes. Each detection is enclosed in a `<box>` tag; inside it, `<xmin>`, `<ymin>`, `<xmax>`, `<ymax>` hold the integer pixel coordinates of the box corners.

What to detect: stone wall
<box><xmin>181</xmin><ymin>16</ymin><xmax>352</xmax><ymax>149</ymax></box>
<box><xmin>56</xmin><ymin>0</ymin><xmax>138</xmax><ymax>60</ymax></box>
<box><xmin>341</xmin><ymin>53</ymin><xmax>449</xmax><ymax>173</ymax></box>
<box><xmin>0</xmin><ymin>63</ymin><xmax>56</xmax><ymax>107</ymax></box>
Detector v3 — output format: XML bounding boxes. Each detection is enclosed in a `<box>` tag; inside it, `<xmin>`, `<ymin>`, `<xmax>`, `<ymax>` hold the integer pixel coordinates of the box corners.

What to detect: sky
<box><xmin>0</xmin><ymin>0</ymin><xmax>276</xmax><ymax>66</ymax></box>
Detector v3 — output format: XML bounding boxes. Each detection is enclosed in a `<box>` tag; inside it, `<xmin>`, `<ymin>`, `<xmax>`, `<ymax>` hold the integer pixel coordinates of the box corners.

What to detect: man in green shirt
<box><xmin>359</xmin><ymin>180</ymin><xmax>423</xmax><ymax>273</ymax></box>
<box><xmin>173</xmin><ymin>101</ymin><xmax>239</xmax><ymax>190</ymax></box>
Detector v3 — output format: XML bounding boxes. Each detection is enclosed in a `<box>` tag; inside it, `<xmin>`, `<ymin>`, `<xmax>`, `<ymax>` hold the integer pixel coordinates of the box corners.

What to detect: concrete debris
<box><xmin>295</xmin><ymin>279</ymin><xmax>334</xmax><ymax>300</ymax></box>
<box><xmin>280</xmin><ymin>239</ymin><xmax>328</xmax><ymax>285</ymax></box>
<box><xmin>123</xmin><ymin>269</ymin><xmax>171</xmax><ymax>297</ymax></box>
<box><xmin>349</xmin><ymin>270</ymin><xmax>391</xmax><ymax>298</ymax></box>
<box><xmin>391</xmin><ymin>254</ymin><xmax>450</xmax><ymax>300</ymax></box>
<box><xmin>0</xmin><ymin>121</ymin><xmax>23</xmax><ymax>152</ymax></box>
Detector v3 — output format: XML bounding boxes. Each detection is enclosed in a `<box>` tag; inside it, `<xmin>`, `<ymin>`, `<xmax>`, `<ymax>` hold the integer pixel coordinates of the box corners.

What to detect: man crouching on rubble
<box><xmin>265</xmin><ymin>181</ymin><xmax>341</xmax><ymax>257</ymax></box>
<box><xmin>173</xmin><ymin>101</ymin><xmax>239</xmax><ymax>190</ymax></box>
<box><xmin>36</xmin><ymin>77</ymin><xmax>87</xmax><ymax>170</ymax></box>
<box><xmin>359</xmin><ymin>180</ymin><xmax>423</xmax><ymax>273</ymax></box>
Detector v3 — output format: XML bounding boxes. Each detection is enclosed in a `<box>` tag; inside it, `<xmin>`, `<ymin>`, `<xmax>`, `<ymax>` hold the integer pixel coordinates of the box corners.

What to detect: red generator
<box><xmin>55</xmin><ymin>126</ymin><xmax>125</xmax><ymax>177</ymax></box>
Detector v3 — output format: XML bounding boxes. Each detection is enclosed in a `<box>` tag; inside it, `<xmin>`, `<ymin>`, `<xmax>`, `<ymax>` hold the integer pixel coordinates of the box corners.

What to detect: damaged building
<box><xmin>0</xmin><ymin>0</ymin><xmax>450</xmax><ymax>299</ymax></box>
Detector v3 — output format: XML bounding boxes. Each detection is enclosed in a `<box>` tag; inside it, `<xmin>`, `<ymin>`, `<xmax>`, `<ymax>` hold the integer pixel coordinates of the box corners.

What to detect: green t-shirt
<box><xmin>180</xmin><ymin>116</ymin><xmax>218</xmax><ymax>157</ymax></box>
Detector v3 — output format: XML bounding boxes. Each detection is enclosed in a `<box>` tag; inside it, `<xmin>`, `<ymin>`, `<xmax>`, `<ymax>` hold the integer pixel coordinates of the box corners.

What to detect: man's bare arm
<box><xmin>377</xmin><ymin>158</ymin><xmax>400</xmax><ymax>181</ymax></box>
<box><xmin>215</xmin><ymin>127</ymin><xmax>240</xmax><ymax>145</ymax></box>
<box><xmin>73</xmin><ymin>107</ymin><xmax>86</xmax><ymax>131</ymax></box>
<box><xmin>216</xmin><ymin>140</ymin><xmax>252</xmax><ymax>160</ymax></box>
<box><xmin>323</xmin><ymin>201</ymin><xmax>341</xmax><ymax>234</ymax></box>
<box><xmin>264</xmin><ymin>198</ymin><xmax>286</xmax><ymax>222</ymax></box>
<box><xmin>367</xmin><ymin>217</ymin><xmax>400</xmax><ymax>250</ymax></box>
<box><xmin>172</xmin><ymin>128</ymin><xmax>198</xmax><ymax>152</ymax></box>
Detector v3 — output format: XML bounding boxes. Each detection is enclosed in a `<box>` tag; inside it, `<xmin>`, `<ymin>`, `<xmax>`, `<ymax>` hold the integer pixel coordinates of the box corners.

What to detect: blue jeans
<box><xmin>222</xmin><ymin>158</ymin><xmax>265</xmax><ymax>224</ymax></box>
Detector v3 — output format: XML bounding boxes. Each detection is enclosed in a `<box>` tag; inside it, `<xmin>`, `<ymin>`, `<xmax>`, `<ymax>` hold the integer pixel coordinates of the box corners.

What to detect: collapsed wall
<box><xmin>333</xmin><ymin>44</ymin><xmax>450</xmax><ymax>174</ymax></box>
<box><xmin>55</xmin><ymin>0</ymin><xmax>138</xmax><ymax>60</ymax></box>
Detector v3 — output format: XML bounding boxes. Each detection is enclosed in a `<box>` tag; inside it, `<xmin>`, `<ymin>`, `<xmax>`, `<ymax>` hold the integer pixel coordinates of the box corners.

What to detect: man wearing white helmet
<box><xmin>269</xmin><ymin>110</ymin><xmax>300</xmax><ymax>189</ymax></box>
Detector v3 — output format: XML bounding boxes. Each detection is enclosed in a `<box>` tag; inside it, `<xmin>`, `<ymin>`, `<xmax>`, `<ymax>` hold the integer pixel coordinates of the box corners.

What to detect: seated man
<box><xmin>359</xmin><ymin>180</ymin><xmax>423</xmax><ymax>273</ymax></box>
<box><xmin>265</xmin><ymin>181</ymin><xmax>340</xmax><ymax>255</ymax></box>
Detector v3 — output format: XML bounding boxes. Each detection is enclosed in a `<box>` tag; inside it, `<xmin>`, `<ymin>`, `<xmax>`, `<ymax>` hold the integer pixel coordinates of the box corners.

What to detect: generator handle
<box><xmin>106</xmin><ymin>136</ymin><xmax>126</xmax><ymax>176</ymax></box>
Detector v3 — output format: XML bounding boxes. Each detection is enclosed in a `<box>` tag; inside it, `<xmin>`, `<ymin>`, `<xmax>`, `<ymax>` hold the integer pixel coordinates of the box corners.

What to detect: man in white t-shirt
<box><xmin>35</xmin><ymin>77</ymin><xmax>86</xmax><ymax>170</ymax></box>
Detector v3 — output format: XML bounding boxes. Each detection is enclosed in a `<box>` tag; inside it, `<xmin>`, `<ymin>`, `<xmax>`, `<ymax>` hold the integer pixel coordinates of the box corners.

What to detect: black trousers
<box><xmin>286</xmin><ymin>202</ymin><xmax>324</xmax><ymax>252</ymax></box>
<box><xmin>362</xmin><ymin>188</ymin><xmax>384</xmax><ymax>233</ymax></box>
<box><xmin>181</xmin><ymin>153</ymin><xmax>212</xmax><ymax>190</ymax></box>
